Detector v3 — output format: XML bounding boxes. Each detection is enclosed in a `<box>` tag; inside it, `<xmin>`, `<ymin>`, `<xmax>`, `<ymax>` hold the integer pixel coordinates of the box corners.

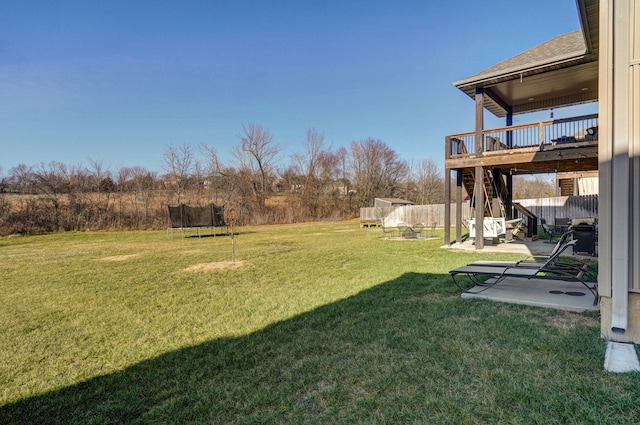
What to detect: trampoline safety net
<box><xmin>167</xmin><ymin>204</ymin><xmax>226</xmax><ymax>228</ymax></box>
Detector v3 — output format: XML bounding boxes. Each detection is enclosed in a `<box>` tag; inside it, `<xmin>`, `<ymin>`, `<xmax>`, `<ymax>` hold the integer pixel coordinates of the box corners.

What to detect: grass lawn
<box><xmin>1</xmin><ymin>220</ymin><xmax>638</xmax><ymax>424</ymax></box>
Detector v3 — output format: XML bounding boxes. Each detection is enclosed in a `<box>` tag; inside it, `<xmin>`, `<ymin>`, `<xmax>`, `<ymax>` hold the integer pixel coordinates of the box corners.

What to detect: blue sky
<box><xmin>0</xmin><ymin>0</ymin><xmax>595</xmax><ymax>175</ymax></box>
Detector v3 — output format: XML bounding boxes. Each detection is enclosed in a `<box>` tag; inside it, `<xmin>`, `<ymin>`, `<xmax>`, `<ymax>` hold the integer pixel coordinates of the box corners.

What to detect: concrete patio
<box><xmin>445</xmin><ymin>238</ymin><xmax>599</xmax><ymax>312</ymax></box>
<box><xmin>445</xmin><ymin>236</ymin><xmax>596</xmax><ymax>257</ymax></box>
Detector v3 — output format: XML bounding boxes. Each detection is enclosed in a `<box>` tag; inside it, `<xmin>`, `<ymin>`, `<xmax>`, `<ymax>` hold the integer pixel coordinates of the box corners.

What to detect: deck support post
<box><xmin>505</xmin><ymin>108</ymin><xmax>514</xmax><ymax>219</ymax></box>
<box><xmin>474</xmin><ymin>88</ymin><xmax>485</xmax><ymax>249</ymax></box>
<box><xmin>444</xmin><ymin>167</ymin><xmax>451</xmax><ymax>246</ymax></box>
<box><xmin>456</xmin><ymin>170</ymin><xmax>462</xmax><ymax>243</ymax></box>
<box><xmin>444</xmin><ymin>136</ymin><xmax>452</xmax><ymax>246</ymax></box>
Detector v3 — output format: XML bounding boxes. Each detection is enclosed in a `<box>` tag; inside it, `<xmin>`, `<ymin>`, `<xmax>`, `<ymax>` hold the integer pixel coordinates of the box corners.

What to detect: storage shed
<box><xmin>374</xmin><ymin>198</ymin><xmax>414</xmax><ymax>209</ymax></box>
<box><xmin>360</xmin><ymin>198</ymin><xmax>415</xmax><ymax>227</ymax></box>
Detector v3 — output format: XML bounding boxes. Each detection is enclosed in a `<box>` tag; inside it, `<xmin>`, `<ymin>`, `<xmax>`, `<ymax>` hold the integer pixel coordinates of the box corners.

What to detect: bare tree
<box><xmin>410</xmin><ymin>158</ymin><xmax>444</xmax><ymax>205</ymax></box>
<box><xmin>513</xmin><ymin>174</ymin><xmax>557</xmax><ymax>199</ymax></box>
<box><xmin>113</xmin><ymin>165</ymin><xmax>158</xmax><ymax>228</ymax></box>
<box><xmin>31</xmin><ymin>161</ymin><xmax>71</xmax><ymax>231</ymax></box>
<box><xmin>291</xmin><ymin>128</ymin><xmax>324</xmax><ymax>180</ymax></box>
<box><xmin>131</xmin><ymin>166</ymin><xmax>157</xmax><ymax>227</ymax></box>
<box><xmin>115</xmin><ymin>166</ymin><xmax>132</xmax><ymax>228</ymax></box>
<box><xmin>0</xmin><ymin>166</ymin><xmax>8</xmax><ymax>221</ymax></box>
<box><xmin>8</xmin><ymin>164</ymin><xmax>36</xmax><ymax>193</ymax></box>
<box><xmin>232</xmin><ymin>123</ymin><xmax>280</xmax><ymax>210</ymax></box>
<box><xmin>350</xmin><ymin>138</ymin><xmax>408</xmax><ymax>208</ymax></box>
<box><xmin>290</xmin><ymin>128</ymin><xmax>326</xmax><ymax>217</ymax></box>
<box><xmin>87</xmin><ymin>158</ymin><xmax>115</xmax><ymax>227</ymax></box>
<box><xmin>199</xmin><ymin>143</ymin><xmax>228</xmax><ymax>205</ymax></box>
<box><xmin>316</xmin><ymin>148</ymin><xmax>348</xmax><ymax>217</ymax></box>
<box><xmin>334</xmin><ymin>146</ymin><xmax>354</xmax><ymax>214</ymax></box>
<box><xmin>161</xmin><ymin>143</ymin><xmax>194</xmax><ymax>204</ymax></box>
<box><xmin>200</xmin><ymin>143</ymin><xmax>223</xmax><ymax>176</ymax></box>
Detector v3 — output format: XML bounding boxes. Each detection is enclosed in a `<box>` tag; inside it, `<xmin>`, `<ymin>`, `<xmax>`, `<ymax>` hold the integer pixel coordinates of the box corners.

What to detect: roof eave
<box><xmin>575</xmin><ymin>0</ymin><xmax>594</xmax><ymax>53</ymax></box>
<box><xmin>453</xmin><ymin>51</ymin><xmax>590</xmax><ymax>90</ymax></box>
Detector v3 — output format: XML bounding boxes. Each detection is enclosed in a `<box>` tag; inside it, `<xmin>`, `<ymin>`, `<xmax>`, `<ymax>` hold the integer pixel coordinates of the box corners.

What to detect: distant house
<box><xmin>556</xmin><ymin>171</ymin><xmax>599</xmax><ymax>196</ymax></box>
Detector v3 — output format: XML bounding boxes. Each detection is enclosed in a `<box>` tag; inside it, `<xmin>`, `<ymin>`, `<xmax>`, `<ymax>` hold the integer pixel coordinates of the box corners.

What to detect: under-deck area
<box><xmin>444</xmin><ymin>114</ymin><xmax>599</xmax><ymax>247</ymax></box>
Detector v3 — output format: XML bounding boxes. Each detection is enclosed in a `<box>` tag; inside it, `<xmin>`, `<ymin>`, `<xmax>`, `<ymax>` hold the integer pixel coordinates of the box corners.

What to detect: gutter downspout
<box><xmin>609</xmin><ymin>0</ymin><xmax>630</xmax><ymax>334</ymax></box>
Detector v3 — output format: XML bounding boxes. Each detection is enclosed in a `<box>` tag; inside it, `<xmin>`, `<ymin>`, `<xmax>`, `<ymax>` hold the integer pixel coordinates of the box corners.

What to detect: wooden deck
<box><xmin>446</xmin><ymin>140</ymin><xmax>598</xmax><ymax>174</ymax></box>
<box><xmin>445</xmin><ymin>113</ymin><xmax>598</xmax><ymax>175</ymax></box>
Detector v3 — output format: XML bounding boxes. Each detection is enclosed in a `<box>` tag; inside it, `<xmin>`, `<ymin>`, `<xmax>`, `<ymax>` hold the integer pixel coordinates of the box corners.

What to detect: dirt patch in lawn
<box><xmin>102</xmin><ymin>254</ymin><xmax>140</xmax><ymax>261</ymax></box>
<box><xmin>181</xmin><ymin>261</ymin><xmax>246</xmax><ymax>273</ymax></box>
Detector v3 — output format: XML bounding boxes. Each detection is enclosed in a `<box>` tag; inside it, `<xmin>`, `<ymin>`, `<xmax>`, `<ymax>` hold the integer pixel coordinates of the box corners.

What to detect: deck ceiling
<box><xmin>453</xmin><ymin>0</ymin><xmax>599</xmax><ymax>118</ymax></box>
<box><xmin>452</xmin><ymin>159</ymin><xmax>598</xmax><ymax>176</ymax></box>
<box><xmin>492</xmin><ymin>154</ymin><xmax>598</xmax><ymax>175</ymax></box>
<box><xmin>482</xmin><ymin>60</ymin><xmax>598</xmax><ymax>116</ymax></box>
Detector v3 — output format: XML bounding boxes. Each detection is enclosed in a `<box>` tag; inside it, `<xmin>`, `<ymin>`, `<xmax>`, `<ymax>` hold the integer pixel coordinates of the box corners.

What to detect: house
<box><xmin>598</xmin><ymin>0</ymin><xmax>639</xmax><ymax>344</ymax></box>
<box><xmin>556</xmin><ymin>171</ymin><xmax>599</xmax><ymax>195</ymax></box>
<box><xmin>445</xmin><ymin>0</ymin><xmax>640</xmax><ymax>345</ymax></box>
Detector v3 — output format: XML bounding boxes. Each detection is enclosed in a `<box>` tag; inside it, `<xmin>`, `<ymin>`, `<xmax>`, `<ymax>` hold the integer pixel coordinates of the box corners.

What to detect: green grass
<box><xmin>0</xmin><ymin>221</ymin><xmax>637</xmax><ymax>424</ymax></box>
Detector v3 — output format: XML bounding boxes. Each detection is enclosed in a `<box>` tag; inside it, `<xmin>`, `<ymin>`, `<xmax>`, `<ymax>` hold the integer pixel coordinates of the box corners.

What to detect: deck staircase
<box><xmin>461</xmin><ymin>168</ymin><xmax>508</xmax><ymax>218</ymax></box>
<box><xmin>512</xmin><ymin>202</ymin><xmax>540</xmax><ymax>241</ymax></box>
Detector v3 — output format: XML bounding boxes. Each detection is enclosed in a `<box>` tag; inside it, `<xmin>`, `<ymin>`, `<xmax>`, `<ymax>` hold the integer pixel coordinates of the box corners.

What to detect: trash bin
<box><xmin>571</xmin><ymin>218</ymin><xmax>596</xmax><ymax>255</ymax></box>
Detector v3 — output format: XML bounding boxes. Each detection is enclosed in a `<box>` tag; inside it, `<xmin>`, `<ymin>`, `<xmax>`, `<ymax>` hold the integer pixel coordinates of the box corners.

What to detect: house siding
<box><xmin>599</xmin><ymin>0</ymin><xmax>640</xmax><ymax>342</ymax></box>
<box><xmin>630</xmin><ymin>0</ymin><xmax>640</xmax><ymax>294</ymax></box>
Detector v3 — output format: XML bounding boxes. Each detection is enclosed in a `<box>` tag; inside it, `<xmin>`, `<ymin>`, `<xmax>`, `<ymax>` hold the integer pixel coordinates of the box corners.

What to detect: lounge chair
<box><xmin>468</xmin><ymin>231</ymin><xmax>576</xmax><ymax>269</ymax></box>
<box><xmin>449</xmin><ymin>239</ymin><xmax>598</xmax><ymax>305</ymax></box>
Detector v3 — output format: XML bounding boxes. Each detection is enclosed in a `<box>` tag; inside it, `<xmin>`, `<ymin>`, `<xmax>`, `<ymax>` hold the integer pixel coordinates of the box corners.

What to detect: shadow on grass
<box><xmin>168</xmin><ymin>229</ymin><xmax>258</xmax><ymax>239</ymax></box>
<box><xmin>1</xmin><ymin>272</ymin><xmax>634</xmax><ymax>424</ymax></box>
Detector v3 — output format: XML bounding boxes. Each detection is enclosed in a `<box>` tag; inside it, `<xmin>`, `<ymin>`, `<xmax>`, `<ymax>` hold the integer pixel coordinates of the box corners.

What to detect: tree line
<box><xmin>0</xmin><ymin>124</ymin><xmax>558</xmax><ymax>235</ymax></box>
<box><xmin>0</xmin><ymin>124</ymin><xmax>446</xmax><ymax>235</ymax></box>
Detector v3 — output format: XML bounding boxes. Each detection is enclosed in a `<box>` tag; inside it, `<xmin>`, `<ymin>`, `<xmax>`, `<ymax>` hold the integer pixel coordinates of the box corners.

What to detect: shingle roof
<box><xmin>455</xmin><ymin>31</ymin><xmax>587</xmax><ymax>87</ymax></box>
<box><xmin>451</xmin><ymin>0</ymin><xmax>598</xmax><ymax>117</ymax></box>
<box><xmin>375</xmin><ymin>198</ymin><xmax>414</xmax><ymax>205</ymax></box>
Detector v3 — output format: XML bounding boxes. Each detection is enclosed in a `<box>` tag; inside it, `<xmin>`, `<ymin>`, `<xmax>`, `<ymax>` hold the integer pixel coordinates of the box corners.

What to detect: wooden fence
<box><xmin>515</xmin><ymin>195</ymin><xmax>598</xmax><ymax>224</ymax></box>
<box><xmin>359</xmin><ymin>204</ymin><xmax>471</xmax><ymax>227</ymax></box>
<box><xmin>360</xmin><ymin>195</ymin><xmax>598</xmax><ymax>227</ymax></box>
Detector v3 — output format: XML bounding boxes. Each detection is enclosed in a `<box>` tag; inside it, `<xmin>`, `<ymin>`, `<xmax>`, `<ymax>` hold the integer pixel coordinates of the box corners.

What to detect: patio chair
<box><xmin>449</xmin><ymin>239</ymin><xmax>598</xmax><ymax>305</ymax></box>
<box><xmin>541</xmin><ymin>219</ymin><xmax>564</xmax><ymax>243</ymax></box>
<box><xmin>381</xmin><ymin>225</ymin><xmax>397</xmax><ymax>238</ymax></box>
<box><xmin>555</xmin><ymin>217</ymin><xmax>571</xmax><ymax>234</ymax></box>
<box><xmin>397</xmin><ymin>222</ymin><xmax>418</xmax><ymax>239</ymax></box>
<box><xmin>412</xmin><ymin>223</ymin><xmax>425</xmax><ymax>237</ymax></box>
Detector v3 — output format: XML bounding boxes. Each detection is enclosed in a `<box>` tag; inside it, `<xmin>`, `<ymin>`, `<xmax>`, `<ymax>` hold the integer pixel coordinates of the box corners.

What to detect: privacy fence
<box><xmin>360</xmin><ymin>195</ymin><xmax>598</xmax><ymax>227</ymax></box>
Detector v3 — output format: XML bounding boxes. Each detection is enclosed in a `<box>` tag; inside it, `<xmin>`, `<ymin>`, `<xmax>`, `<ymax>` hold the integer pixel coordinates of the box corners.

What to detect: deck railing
<box><xmin>445</xmin><ymin>114</ymin><xmax>598</xmax><ymax>160</ymax></box>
